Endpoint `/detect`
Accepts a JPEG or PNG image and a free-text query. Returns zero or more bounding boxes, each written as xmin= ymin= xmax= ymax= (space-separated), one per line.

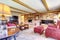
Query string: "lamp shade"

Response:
xmin=0 ymin=3 xmax=12 ymax=17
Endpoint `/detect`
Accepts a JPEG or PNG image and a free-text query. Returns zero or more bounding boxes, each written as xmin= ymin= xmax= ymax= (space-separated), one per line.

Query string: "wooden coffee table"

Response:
xmin=0 ymin=28 xmax=20 ymax=40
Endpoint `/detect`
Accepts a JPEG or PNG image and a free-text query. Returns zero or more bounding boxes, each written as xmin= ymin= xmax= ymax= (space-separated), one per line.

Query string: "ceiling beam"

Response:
xmin=11 ymin=10 xmax=60 ymax=14
xmin=12 ymin=0 xmax=41 ymax=13
xmin=11 ymin=10 xmax=30 ymax=14
xmin=11 ymin=0 xmax=60 ymax=13
xmin=50 ymin=10 xmax=60 ymax=13
xmin=11 ymin=11 xmax=25 ymax=15
xmin=46 ymin=10 xmax=60 ymax=13
xmin=11 ymin=11 xmax=23 ymax=14
xmin=41 ymin=0 xmax=49 ymax=11
xmin=10 ymin=6 xmax=31 ymax=13
xmin=0 ymin=3 xmax=31 ymax=13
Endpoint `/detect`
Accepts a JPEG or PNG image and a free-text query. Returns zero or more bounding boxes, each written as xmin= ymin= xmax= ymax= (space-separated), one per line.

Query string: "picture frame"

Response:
xmin=35 ymin=15 xmax=39 ymax=20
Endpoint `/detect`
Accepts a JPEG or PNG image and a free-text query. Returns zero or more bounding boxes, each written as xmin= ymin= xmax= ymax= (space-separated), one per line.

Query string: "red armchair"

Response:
xmin=45 ymin=27 xmax=60 ymax=40
xmin=48 ymin=23 xmax=57 ymax=28
xmin=34 ymin=26 xmax=44 ymax=34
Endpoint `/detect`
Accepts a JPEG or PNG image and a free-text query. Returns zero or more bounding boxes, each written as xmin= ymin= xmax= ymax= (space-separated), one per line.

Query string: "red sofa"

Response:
xmin=34 ymin=26 xmax=44 ymax=34
xmin=45 ymin=27 xmax=60 ymax=40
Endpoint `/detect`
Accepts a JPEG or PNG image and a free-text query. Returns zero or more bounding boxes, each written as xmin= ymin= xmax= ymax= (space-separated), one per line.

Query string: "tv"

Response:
xmin=28 ymin=20 xmax=32 ymax=22
xmin=41 ymin=20 xmax=54 ymax=24
xmin=9 ymin=16 xmax=18 ymax=24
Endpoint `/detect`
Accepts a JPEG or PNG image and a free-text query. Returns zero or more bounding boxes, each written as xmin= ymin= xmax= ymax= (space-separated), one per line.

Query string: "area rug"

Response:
xmin=16 ymin=28 xmax=55 ymax=40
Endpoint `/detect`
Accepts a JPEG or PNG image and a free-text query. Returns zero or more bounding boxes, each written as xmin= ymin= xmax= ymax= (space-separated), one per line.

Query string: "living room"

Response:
xmin=0 ymin=0 xmax=60 ymax=40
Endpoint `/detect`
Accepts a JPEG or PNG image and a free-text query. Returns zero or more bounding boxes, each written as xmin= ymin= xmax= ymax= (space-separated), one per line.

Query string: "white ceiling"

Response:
xmin=46 ymin=0 xmax=60 ymax=10
xmin=0 ymin=0 xmax=36 ymax=13
xmin=20 ymin=0 xmax=47 ymax=12
xmin=0 ymin=0 xmax=60 ymax=13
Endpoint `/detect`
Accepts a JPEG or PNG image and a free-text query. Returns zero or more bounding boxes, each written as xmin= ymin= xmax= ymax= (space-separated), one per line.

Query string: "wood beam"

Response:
xmin=11 ymin=10 xmax=30 ymax=14
xmin=0 ymin=3 xmax=31 ymax=13
xmin=41 ymin=0 xmax=49 ymax=11
xmin=45 ymin=10 xmax=60 ymax=13
xmin=12 ymin=0 xmax=41 ymax=13
xmin=11 ymin=0 xmax=60 ymax=13
xmin=11 ymin=10 xmax=24 ymax=14
xmin=10 ymin=6 xmax=31 ymax=13
xmin=49 ymin=10 xmax=60 ymax=13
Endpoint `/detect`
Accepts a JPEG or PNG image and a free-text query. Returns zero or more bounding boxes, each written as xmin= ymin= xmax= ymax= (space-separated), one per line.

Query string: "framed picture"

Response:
xmin=35 ymin=15 xmax=39 ymax=20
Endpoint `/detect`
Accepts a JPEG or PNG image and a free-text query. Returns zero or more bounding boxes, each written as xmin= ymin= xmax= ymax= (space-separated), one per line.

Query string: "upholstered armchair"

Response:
xmin=48 ymin=23 xmax=57 ymax=28
xmin=34 ymin=26 xmax=44 ymax=34
xmin=45 ymin=27 xmax=60 ymax=40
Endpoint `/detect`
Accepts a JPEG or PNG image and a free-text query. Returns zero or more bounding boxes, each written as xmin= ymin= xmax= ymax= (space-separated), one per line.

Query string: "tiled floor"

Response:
xmin=16 ymin=28 xmax=56 ymax=40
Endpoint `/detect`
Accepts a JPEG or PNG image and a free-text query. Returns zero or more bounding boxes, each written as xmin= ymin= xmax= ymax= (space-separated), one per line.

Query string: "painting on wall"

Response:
xmin=35 ymin=15 xmax=39 ymax=20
